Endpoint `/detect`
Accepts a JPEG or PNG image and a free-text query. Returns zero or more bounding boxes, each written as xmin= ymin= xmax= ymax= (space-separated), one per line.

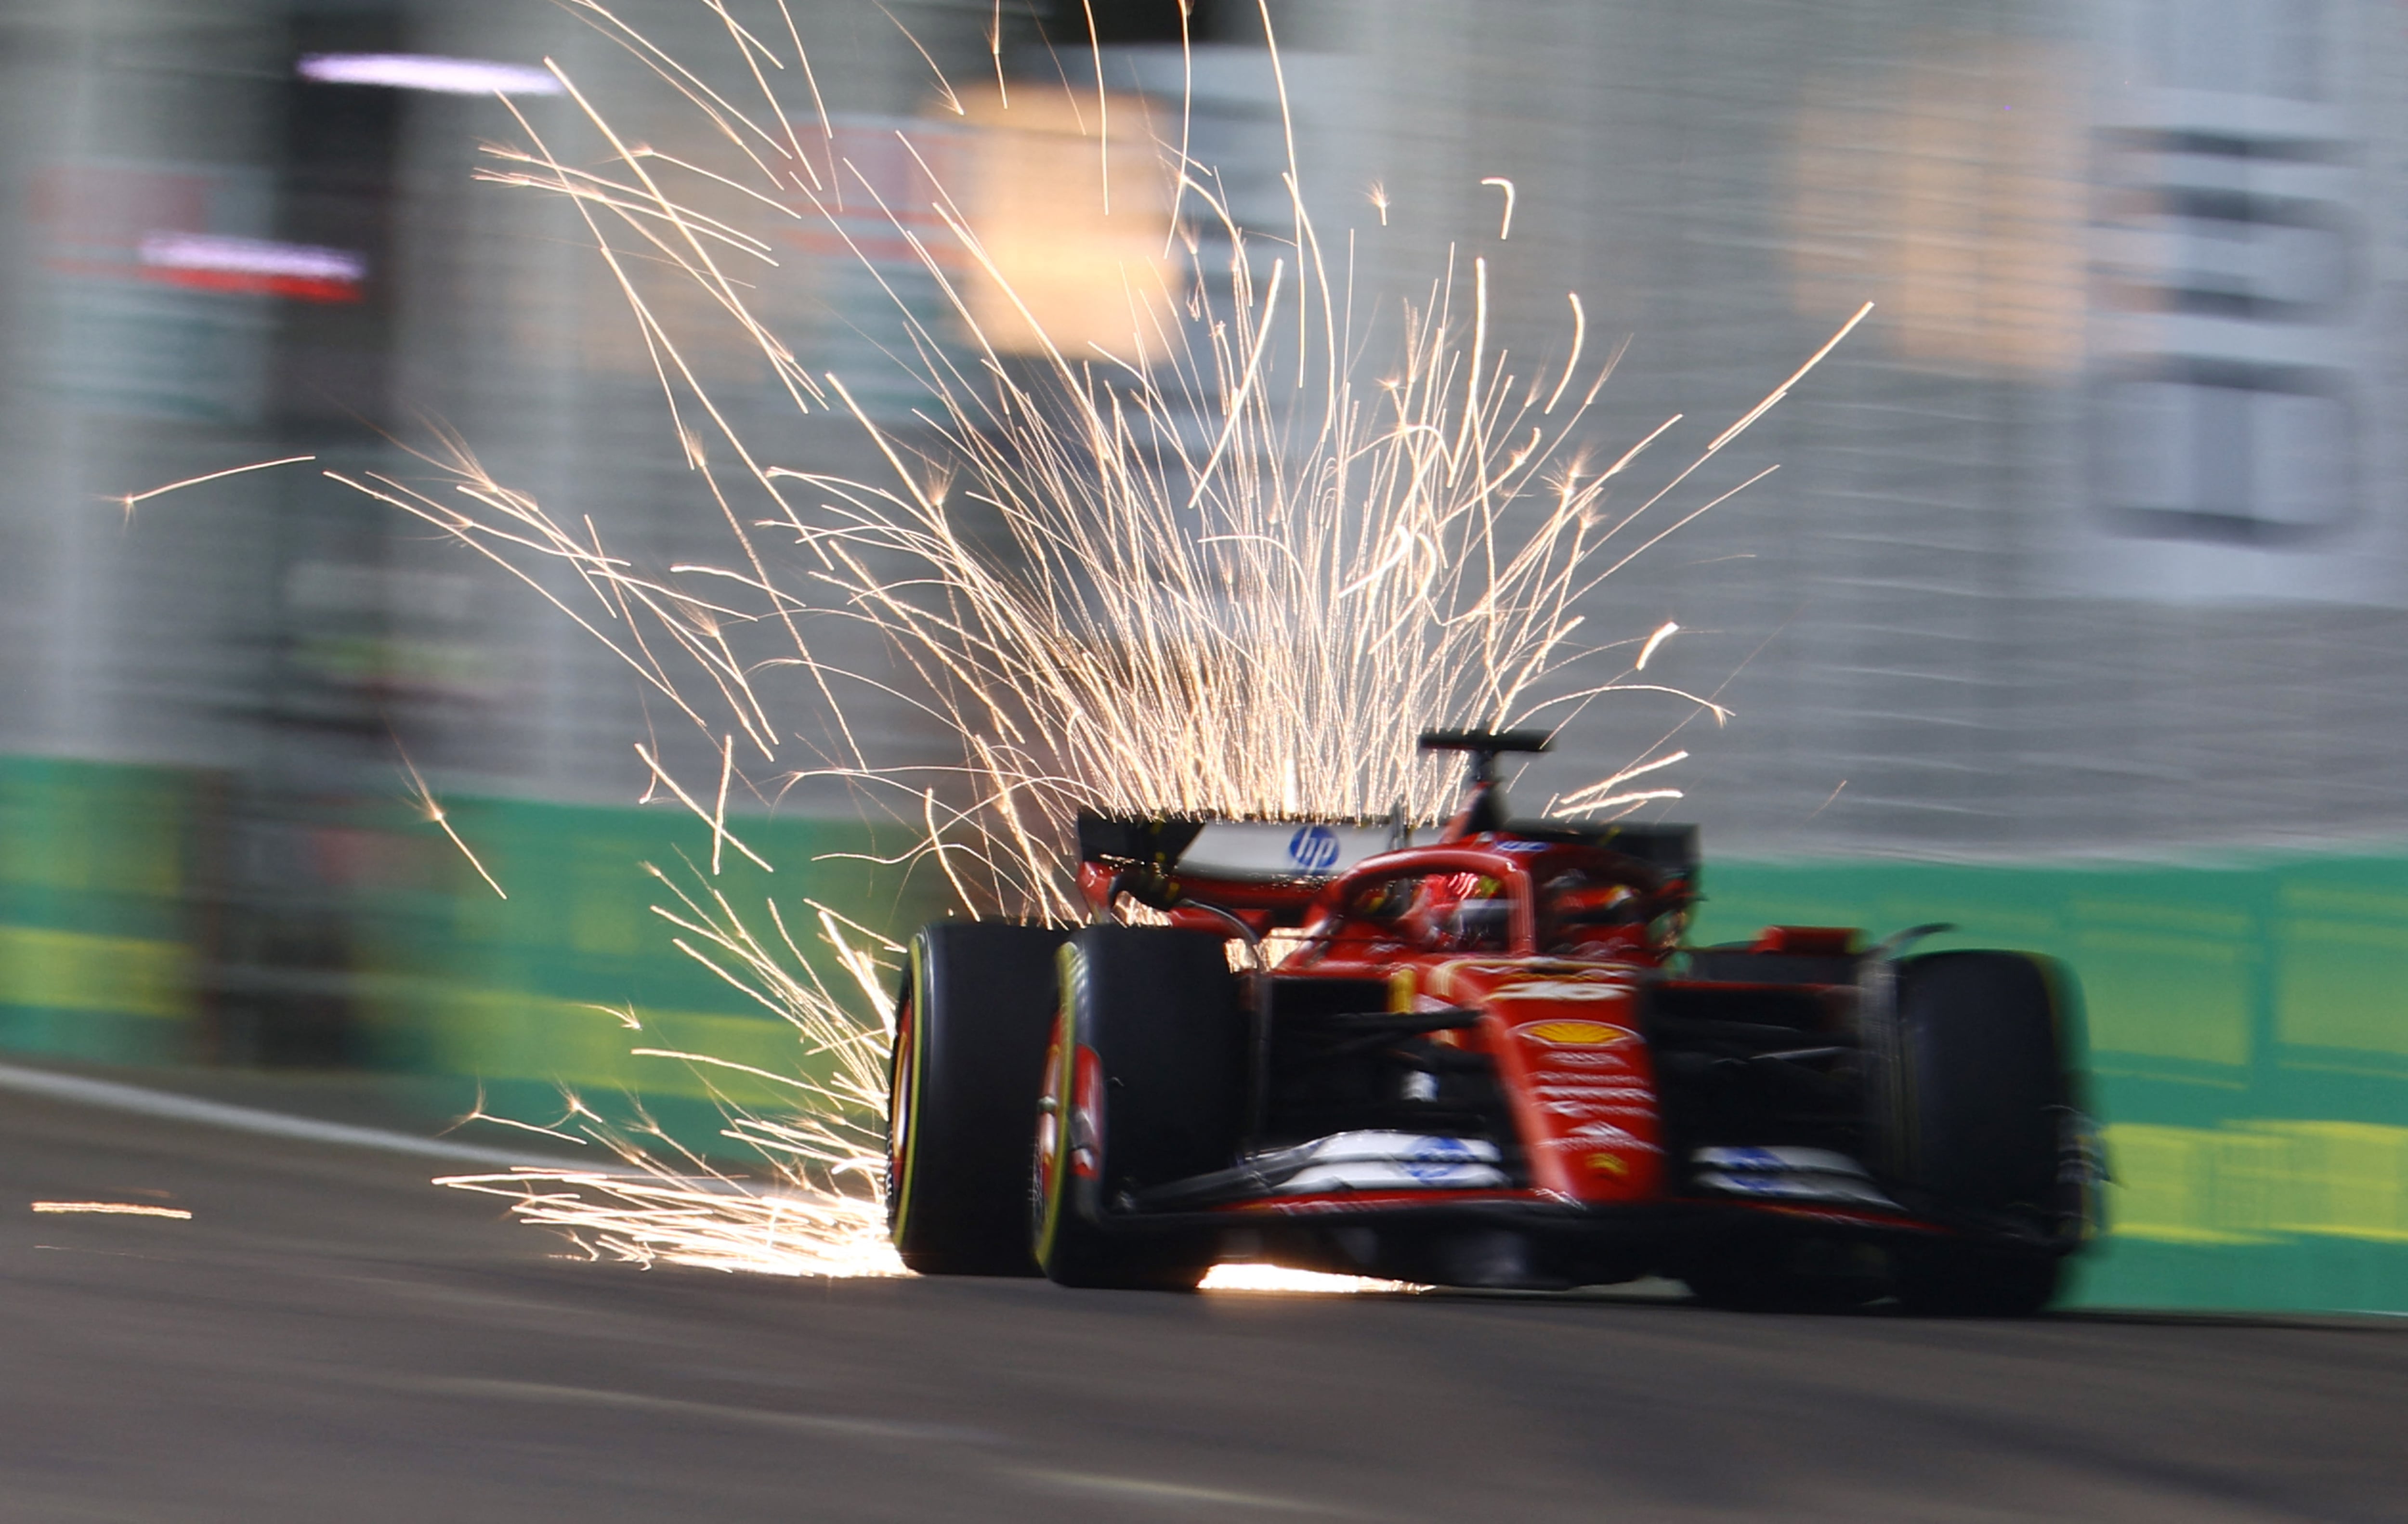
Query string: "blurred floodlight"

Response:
xmin=137 ymin=233 xmax=366 ymax=302
xmin=955 ymin=84 xmax=1175 ymax=362
xmin=140 ymin=234 xmax=366 ymax=284
xmin=1788 ymin=35 xmax=2084 ymax=378
xmin=297 ymin=53 xmax=563 ymax=96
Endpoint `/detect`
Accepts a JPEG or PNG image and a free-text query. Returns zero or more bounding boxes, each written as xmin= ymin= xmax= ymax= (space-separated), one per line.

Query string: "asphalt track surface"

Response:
xmin=4 ymin=1081 xmax=2406 ymax=1524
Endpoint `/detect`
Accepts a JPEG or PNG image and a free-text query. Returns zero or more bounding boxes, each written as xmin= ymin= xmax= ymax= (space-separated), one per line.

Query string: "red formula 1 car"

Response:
xmin=888 ymin=732 xmax=2100 ymax=1313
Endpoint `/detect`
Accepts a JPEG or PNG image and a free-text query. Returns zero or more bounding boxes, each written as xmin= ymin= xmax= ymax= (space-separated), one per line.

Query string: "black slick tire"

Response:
xmin=887 ymin=922 xmax=1070 ymax=1276
xmin=1032 ymin=925 xmax=1243 ymax=1290
xmin=1886 ymin=950 xmax=2074 ymax=1316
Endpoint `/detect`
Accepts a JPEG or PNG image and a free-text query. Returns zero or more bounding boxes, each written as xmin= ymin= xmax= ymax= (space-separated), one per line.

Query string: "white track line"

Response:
xmin=0 ymin=1061 xmax=568 ymax=1170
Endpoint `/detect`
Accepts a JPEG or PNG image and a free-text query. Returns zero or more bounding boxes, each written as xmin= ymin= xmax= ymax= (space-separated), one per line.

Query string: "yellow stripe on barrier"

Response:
xmin=2105 ymin=1121 xmax=2408 ymax=1245
xmin=427 ymin=989 xmax=851 ymax=1107
xmin=0 ymin=925 xmax=190 ymax=1019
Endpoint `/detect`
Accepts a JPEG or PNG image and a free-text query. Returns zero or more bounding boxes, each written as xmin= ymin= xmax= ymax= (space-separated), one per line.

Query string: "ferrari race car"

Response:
xmin=887 ymin=731 xmax=2101 ymax=1314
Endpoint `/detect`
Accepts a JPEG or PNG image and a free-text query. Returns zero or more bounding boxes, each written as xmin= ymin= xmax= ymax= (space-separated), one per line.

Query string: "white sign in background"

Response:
xmin=36 ymin=159 xmax=278 ymax=425
xmin=2074 ymin=0 xmax=2408 ymax=605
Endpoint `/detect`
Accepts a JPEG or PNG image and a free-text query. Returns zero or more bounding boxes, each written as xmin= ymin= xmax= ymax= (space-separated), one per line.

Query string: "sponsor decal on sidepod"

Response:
xmin=1514 ymin=1017 xmax=1636 ymax=1046
xmin=1494 ymin=983 xmax=1626 ymax=1005
xmin=1403 ymin=1135 xmax=1479 ymax=1181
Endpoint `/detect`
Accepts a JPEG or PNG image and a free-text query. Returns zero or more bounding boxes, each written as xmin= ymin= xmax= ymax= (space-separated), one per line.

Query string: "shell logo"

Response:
xmin=1516 ymin=1019 xmax=1635 ymax=1048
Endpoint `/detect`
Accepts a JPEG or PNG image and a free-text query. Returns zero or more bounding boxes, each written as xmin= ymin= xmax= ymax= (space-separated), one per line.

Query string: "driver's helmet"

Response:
xmin=1542 ymin=871 xmax=1646 ymax=953
xmin=1425 ymin=872 xmax=1511 ymax=951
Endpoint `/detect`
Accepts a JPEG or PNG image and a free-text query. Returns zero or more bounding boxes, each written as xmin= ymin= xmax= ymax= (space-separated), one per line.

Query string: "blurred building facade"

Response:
xmin=14 ymin=0 xmax=2408 ymax=858
xmin=1 ymin=0 xmax=2405 ymax=1303
xmin=1304 ymin=0 xmax=2408 ymax=860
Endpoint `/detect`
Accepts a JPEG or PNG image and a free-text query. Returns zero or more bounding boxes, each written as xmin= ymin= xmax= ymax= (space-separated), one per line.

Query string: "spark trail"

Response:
xmin=355 ymin=0 xmax=1862 ymax=1280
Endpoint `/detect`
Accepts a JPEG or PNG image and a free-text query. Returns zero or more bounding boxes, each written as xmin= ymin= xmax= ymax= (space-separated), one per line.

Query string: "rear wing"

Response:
xmin=1077 ymin=812 xmax=1409 ymax=885
xmin=1077 ymin=811 xmax=1700 ymax=886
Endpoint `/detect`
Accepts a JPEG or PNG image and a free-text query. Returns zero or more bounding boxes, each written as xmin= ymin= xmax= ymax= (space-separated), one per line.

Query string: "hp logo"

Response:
xmin=1287 ymin=825 xmax=1341 ymax=873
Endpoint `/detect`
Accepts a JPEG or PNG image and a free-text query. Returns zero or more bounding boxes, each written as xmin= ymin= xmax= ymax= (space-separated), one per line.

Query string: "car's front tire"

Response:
xmin=1032 ymin=925 xmax=1243 ymax=1290
xmin=887 ymin=923 xmax=1070 ymax=1276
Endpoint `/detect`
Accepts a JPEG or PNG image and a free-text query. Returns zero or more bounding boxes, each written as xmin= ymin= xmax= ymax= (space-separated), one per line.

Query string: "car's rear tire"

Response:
xmin=887 ymin=923 xmax=1070 ymax=1276
xmin=1884 ymin=950 xmax=2074 ymax=1315
xmin=1033 ymin=925 xmax=1243 ymax=1290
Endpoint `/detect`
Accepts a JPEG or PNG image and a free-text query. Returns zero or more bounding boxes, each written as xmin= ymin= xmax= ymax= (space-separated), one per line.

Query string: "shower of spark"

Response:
xmin=338 ymin=0 xmax=1863 ymax=1283
xmin=30 ymin=1201 xmax=194 ymax=1219
xmin=1198 ymin=1263 xmax=1420 ymax=1295
xmin=438 ymin=882 xmax=909 ymax=1276
xmin=397 ymin=744 xmax=507 ymax=900
xmin=440 ymin=1168 xmax=903 ymax=1277
xmin=117 ymin=454 xmax=315 ymax=525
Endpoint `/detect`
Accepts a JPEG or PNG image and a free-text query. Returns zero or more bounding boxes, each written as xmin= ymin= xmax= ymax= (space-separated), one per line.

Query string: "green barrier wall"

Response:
xmin=0 ymin=756 xmax=944 ymax=1152
xmin=0 ymin=752 xmax=2400 ymax=1310
xmin=0 ymin=757 xmax=196 ymax=1064
xmin=358 ymin=795 xmax=943 ymax=1153
xmin=1691 ymin=858 xmax=2408 ymax=1314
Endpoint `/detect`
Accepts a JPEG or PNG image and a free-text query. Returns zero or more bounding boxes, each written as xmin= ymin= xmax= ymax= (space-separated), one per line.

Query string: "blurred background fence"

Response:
xmin=1 ymin=0 xmax=2404 ymax=1310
